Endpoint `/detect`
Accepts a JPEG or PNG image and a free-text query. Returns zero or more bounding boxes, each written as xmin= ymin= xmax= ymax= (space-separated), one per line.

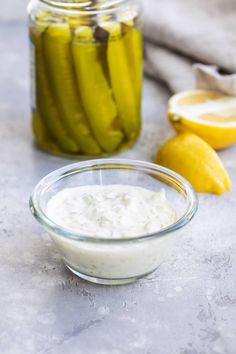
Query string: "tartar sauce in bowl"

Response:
xmin=47 ymin=185 xmax=176 ymax=239
xmin=30 ymin=159 xmax=197 ymax=285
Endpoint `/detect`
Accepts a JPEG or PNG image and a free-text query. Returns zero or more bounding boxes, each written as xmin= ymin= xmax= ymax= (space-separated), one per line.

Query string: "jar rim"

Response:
xmin=41 ymin=0 xmax=126 ymax=8
xmin=38 ymin=0 xmax=131 ymax=15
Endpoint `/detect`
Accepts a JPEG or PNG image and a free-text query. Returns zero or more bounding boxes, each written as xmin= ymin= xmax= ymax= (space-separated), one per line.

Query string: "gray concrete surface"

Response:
xmin=2 ymin=0 xmax=28 ymax=22
xmin=0 ymin=22 xmax=236 ymax=354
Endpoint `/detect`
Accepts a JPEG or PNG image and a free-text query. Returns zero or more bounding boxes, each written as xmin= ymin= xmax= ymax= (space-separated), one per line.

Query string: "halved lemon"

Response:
xmin=168 ymin=90 xmax=236 ymax=149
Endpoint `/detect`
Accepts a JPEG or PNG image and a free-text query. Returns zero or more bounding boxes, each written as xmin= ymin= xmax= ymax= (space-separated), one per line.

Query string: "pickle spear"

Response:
xmin=102 ymin=22 xmax=140 ymax=139
xmin=122 ymin=23 xmax=142 ymax=109
xmin=72 ymin=26 xmax=124 ymax=153
xmin=30 ymin=24 xmax=78 ymax=153
xmin=43 ymin=23 xmax=102 ymax=155
xmin=32 ymin=110 xmax=60 ymax=153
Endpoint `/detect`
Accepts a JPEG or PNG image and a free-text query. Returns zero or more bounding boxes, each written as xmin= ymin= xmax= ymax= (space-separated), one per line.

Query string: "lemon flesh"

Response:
xmin=168 ymin=90 xmax=236 ymax=149
xmin=156 ymin=132 xmax=231 ymax=195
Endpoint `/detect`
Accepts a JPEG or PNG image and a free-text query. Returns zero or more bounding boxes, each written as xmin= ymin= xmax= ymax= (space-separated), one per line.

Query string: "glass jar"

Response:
xmin=28 ymin=0 xmax=143 ymax=157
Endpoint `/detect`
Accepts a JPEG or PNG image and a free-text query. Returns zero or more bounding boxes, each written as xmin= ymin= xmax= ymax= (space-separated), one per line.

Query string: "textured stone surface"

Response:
xmin=2 ymin=0 xmax=28 ymax=22
xmin=0 ymin=23 xmax=236 ymax=354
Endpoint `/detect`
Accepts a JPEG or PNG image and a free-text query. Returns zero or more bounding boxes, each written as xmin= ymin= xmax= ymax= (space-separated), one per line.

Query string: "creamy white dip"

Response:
xmin=46 ymin=185 xmax=177 ymax=283
xmin=46 ymin=185 xmax=176 ymax=238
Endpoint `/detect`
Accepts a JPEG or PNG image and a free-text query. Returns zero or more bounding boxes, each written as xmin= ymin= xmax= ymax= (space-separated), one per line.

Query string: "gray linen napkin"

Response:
xmin=141 ymin=0 xmax=236 ymax=94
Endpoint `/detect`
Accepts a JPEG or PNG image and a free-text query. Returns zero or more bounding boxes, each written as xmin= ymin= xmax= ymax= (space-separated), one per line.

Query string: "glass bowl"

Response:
xmin=30 ymin=159 xmax=198 ymax=285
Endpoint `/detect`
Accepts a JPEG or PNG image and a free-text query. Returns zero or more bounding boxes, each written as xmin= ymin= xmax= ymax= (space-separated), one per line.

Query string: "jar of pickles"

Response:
xmin=28 ymin=0 xmax=143 ymax=157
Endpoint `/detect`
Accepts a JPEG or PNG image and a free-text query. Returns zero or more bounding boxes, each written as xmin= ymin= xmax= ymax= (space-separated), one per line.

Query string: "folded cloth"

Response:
xmin=194 ymin=64 xmax=236 ymax=95
xmin=141 ymin=0 xmax=236 ymax=94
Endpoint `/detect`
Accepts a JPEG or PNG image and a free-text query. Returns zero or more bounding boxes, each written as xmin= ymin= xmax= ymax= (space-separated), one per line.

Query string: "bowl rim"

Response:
xmin=29 ymin=158 xmax=198 ymax=243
